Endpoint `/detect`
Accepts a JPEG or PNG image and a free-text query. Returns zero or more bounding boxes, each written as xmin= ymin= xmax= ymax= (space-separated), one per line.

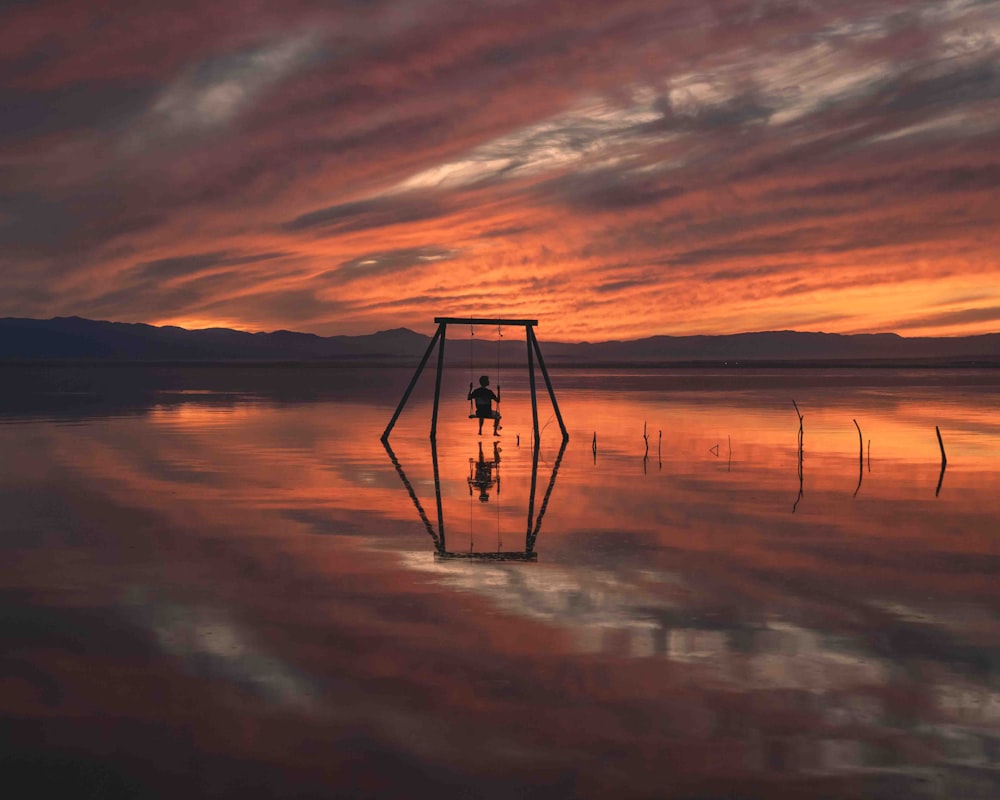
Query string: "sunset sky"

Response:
xmin=2 ymin=0 xmax=999 ymax=341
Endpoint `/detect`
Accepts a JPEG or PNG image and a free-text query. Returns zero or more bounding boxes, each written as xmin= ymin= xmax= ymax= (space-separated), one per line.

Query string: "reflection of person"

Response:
xmin=468 ymin=441 xmax=501 ymax=502
xmin=468 ymin=375 xmax=502 ymax=436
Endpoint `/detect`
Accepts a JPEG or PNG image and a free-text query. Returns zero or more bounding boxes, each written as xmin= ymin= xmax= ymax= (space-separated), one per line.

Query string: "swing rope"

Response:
xmin=496 ymin=449 xmax=502 ymax=552
xmin=495 ymin=324 xmax=502 ymax=409
xmin=469 ymin=325 xmax=475 ymax=416
xmin=495 ymin=324 xmax=503 ymax=551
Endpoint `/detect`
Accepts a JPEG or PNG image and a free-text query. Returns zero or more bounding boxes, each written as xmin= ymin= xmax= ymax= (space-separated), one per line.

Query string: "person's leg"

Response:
xmin=493 ymin=410 xmax=502 ymax=434
xmin=478 ymin=415 xmax=484 ymax=435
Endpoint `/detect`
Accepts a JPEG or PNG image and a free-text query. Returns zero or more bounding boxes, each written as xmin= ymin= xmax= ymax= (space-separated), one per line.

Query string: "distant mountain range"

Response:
xmin=1 ymin=316 xmax=998 ymax=366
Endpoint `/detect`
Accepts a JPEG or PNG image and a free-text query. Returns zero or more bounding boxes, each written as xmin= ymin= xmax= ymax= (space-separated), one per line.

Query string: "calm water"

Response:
xmin=2 ymin=365 xmax=998 ymax=799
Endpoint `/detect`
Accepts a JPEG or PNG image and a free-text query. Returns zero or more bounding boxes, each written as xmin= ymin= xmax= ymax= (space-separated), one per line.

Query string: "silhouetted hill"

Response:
xmin=1 ymin=317 xmax=997 ymax=365
xmin=542 ymin=330 xmax=1000 ymax=364
xmin=0 ymin=317 xmax=432 ymax=362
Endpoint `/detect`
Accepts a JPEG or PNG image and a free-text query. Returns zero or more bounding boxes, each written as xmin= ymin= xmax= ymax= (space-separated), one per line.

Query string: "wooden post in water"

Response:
xmin=935 ymin=426 xmax=947 ymax=497
xmin=792 ymin=400 xmax=804 ymax=512
xmin=936 ymin=426 xmax=947 ymax=466
xmin=853 ymin=419 xmax=863 ymax=497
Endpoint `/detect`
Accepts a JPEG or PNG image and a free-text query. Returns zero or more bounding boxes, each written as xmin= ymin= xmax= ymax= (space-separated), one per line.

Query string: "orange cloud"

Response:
xmin=2 ymin=1 xmax=998 ymax=340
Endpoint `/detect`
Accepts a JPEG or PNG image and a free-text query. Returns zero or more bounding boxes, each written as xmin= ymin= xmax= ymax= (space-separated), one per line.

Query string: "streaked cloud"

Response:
xmin=121 ymin=31 xmax=326 ymax=152
xmin=1 ymin=0 xmax=998 ymax=339
xmin=892 ymin=305 xmax=1000 ymax=333
xmin=284 ymin=195 xmax=450 ymax=234
xmin=133 ymin=250 xmax=291 ymax=279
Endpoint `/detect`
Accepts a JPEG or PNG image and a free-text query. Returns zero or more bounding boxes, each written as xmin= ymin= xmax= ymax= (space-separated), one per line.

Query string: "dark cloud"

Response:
xmin=893 ymin=306 xmax=1000 ymax=331
xmin=132 ymin=252 xmax=233 ymax=280
xmin=875 ymin=59 xmax=1000 ymax=116
xmin=641 ymin=91 xmax=774 ymax=134
xmin=0 ymin=189 xmax=167 ymax=260
xmin=769 ymin=164 xmax=1000 ymax=199
xmin=544 ymin=169 xmax=687 ymax=212
xmin=283 ymin=195 xmax=447 ymax=234
xmin=703 ymin=263 xmax=807 ymax=283
xmin=594 ymin=276 xmax=659 ymax=294
xmin=357 ymin=291 xmax=483 ymax=312
xmin=84 ymin=267 xmax=251 ymax=319
xmin=522 ymin=274 xmax=570 ymax=293
xmin=0 ymin=284 xmax=55 ymax=315
xmin=198 ymin=287 xmax=345 ymax=323
xmin=133 ymin=251 xmax=290 ymax=280
xmin=666 ymin=230 xmax=825 ymax=266
xmin=477 ymin=225 xmax=534 ymax=239
xmin=80 ymin=250 xmax=297 ymax=321
xmin=662 ymin=213 xmax=955 ymax=268
xmin=0 ymin=192 xmax=81 ymax=253
xmin=0 ymin=82 xmax=154 ymax=144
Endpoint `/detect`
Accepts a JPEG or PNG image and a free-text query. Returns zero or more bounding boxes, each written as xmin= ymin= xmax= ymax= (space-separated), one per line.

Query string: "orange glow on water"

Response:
xmin=2 ymin=365 xmax=999 ymax=795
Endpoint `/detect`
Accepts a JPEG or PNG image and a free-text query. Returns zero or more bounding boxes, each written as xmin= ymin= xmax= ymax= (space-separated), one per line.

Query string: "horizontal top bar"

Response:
xmin=434 ymin=317 xmax=537 ymax=326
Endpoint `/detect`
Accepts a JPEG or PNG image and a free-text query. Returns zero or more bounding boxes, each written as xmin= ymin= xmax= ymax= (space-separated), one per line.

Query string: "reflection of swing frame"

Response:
xmin=382 ymin=436 xmax=567 ymax=561
xmin=381 ymin=317 xmax=569 ymax=443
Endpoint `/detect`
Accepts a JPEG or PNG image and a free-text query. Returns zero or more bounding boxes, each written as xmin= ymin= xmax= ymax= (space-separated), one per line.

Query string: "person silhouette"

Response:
xmin=468 ymin=375 xmax=501 ymax=436
xmin=468 ymin=441 xmax=501 ymax=502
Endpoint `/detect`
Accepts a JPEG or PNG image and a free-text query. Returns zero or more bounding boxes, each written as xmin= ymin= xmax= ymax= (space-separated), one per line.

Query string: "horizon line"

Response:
xmin=3 ymin=314 xmax=998 ymax=344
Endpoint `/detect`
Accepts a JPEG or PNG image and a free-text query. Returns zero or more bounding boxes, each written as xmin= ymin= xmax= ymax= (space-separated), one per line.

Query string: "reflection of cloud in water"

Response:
xmin=398 ymin=555 xmax=888 ymax=691
xmin=730 ymin=623 xmax=887 ymax=692
xmin=399 ymin=554 xmax=1000 ymax=779
xmin=122 ymin=587 xmax=321 ymax=711
xmin=399 ymin=552 xmax=665 ymax=626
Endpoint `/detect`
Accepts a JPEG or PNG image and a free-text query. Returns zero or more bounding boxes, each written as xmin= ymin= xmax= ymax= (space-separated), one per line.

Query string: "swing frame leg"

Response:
xmin=528 ymin=326 xmax=568 ymax=442
xmin=381 ymin=322 xmax=445 ymax=442
xmin=430 ymin=323 xmax=447 ymax=440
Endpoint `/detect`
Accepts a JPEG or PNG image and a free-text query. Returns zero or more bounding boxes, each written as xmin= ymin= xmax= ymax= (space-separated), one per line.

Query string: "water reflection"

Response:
xmin=382 ymin=434 xmax=567 ymax=562
xmin=469 ymin=441 xmax=501 ymax=502
xmin=936 ymin=424 xmax=948 ymax=497
xmin=2 ymin=366 xmax=998 ymax=798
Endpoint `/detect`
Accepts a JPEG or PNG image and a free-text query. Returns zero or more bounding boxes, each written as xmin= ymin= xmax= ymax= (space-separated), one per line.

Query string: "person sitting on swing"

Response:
xmin=468 ymin=375 xmax=502 ymax=436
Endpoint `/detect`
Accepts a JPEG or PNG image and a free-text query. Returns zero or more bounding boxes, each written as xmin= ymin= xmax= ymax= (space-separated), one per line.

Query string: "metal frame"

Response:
xmin=381 ymin=436 xmax=567 ymax=561
xmin=381 ymin=317 xmax=569 ymax=443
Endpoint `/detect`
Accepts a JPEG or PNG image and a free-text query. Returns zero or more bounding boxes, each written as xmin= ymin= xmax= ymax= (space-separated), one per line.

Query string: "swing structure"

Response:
xmin=381 ymin=433 xmax=568 ymax=562
xmin=381 ymin=317 xmax=569 ymax=444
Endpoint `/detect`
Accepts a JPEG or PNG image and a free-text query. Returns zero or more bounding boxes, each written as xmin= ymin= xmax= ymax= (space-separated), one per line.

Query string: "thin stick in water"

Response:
xmin=853 ymin=419 xmax=863 ymax=497
xmin=935 ymin=425 xmax=947 ymax=497
xmin=792 ymin=401 xmax=804 ymax=512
